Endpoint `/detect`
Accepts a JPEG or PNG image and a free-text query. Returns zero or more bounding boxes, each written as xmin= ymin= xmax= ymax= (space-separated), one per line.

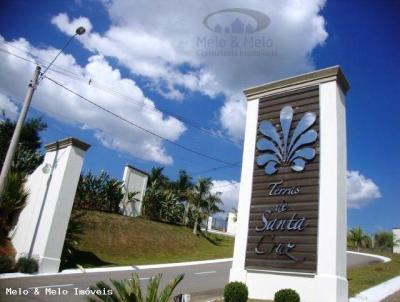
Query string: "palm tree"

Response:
xmin=349 ymin=227 xmax=368 ymax=252
xmin=0 ymin=172 xmax=28 ymax=242
xmin=204 ymin=191 xmax=223 ymax=235
xmin=88 ymin=273 xmax=184 ymax=302
xmin=159 ymin=190 xmax=182 ymax=223
xmin=174 ymin=170 xmax=193 ymax=201
xmin=143 ymin=180 xmax=163 ymax=220
xmin=174 ymin=170 xmax=193 ymax=225
xmin=148 ymin=167 xmax=168 ymax=187
xmin=189 ymin=178 xmax=213 ymax=235
xmin=374 ymin=231 xmax=396 ymax=251
xmin=121 ymin=191 xmax=140 ymax=215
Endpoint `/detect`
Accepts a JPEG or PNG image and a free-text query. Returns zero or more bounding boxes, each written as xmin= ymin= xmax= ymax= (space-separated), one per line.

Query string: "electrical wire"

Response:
xmin=0 ymin=42 xmax=244 ymax=146
xmin=44 ymin=76 xmax=240 ymax=167
xmin=0 ymin=88 xmax=242 ymax=183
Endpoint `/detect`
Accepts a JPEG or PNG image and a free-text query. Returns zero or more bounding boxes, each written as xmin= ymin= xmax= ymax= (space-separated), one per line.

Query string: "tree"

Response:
xmin=0 ymin=172 xmax=28 ymax=243
xmin=74 ymin=171 xmax=124 ymax=213
xmin=0 ymin=117 xmax=47 ymax=175
xmin=189 ymin=178 xmax=213 ymax=235
xmin=143 ymin=180 xmax=163 ymax=220
xmin=121 ymin=191 xmax=140 ymax=215
xmin=204 ymin=191 xmax=223 ymax=235
xmin=159 ymin=190 xmax=184 ymax=224
xmin=148 ymin=167 xmax=169 ymax=187
xmin=374 ymin=231 xmax=396 ymax=251
xmin=174 ymin=170 xmax=193 ymax=201
xmin=174 ymin=170 xmax=193 ymax=225
xmin=349 ymin=227 xmax=369 ymax=252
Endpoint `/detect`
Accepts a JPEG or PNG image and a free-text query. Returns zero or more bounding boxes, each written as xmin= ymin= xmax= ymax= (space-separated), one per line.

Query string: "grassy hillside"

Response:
xmin=64 ymin=209 xmax=234 ymax=269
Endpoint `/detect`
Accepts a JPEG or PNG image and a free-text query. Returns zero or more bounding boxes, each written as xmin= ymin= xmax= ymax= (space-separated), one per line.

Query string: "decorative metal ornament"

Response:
xmin=256 ymin=106 xmax=317 ymax=175
xmin=42 ymin=163 xmax=52 ymax=174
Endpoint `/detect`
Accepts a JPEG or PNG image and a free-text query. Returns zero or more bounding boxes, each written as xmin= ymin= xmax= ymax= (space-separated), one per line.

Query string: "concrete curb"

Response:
xmin=350 ymin=276 xmax=400 ymax=302
xmin=0 ymin=258 xmax=233 ymax=279
xmin=347 ymin=251 xmax=391 ymax=263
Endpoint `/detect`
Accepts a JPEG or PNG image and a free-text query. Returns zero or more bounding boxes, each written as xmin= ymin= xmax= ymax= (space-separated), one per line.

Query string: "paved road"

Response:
xmin=381 ymin=290 xmax=400 ymax=302
xmin=0 ymin=252 xmax=385 ymax=302
xmin=0 ymin=261 xmax=229 ymax=302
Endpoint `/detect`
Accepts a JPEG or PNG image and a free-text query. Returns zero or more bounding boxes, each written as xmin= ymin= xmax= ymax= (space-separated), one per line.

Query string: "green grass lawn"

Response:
xmin=348 ymin=248 xmax=400 ymax=297
xmin=64 ymin=209 xmax=234 ymax=269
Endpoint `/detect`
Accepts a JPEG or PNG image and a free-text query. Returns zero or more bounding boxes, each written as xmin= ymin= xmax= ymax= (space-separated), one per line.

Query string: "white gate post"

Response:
xmin=11 ymin=137 xmax=90 ymax=273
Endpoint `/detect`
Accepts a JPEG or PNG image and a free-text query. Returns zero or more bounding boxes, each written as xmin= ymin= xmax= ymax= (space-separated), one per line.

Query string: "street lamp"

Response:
xmin=0 ymin=27 xmax=86 ymax=203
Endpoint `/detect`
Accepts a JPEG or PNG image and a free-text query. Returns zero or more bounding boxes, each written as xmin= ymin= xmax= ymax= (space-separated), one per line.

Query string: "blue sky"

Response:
xmin=0 ymin=0 xmax=398 ymax=233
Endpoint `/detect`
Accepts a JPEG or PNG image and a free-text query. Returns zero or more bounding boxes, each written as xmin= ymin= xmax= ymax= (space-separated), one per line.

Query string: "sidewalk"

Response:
xmin=350 ymin=276 xmax=400 ymax=302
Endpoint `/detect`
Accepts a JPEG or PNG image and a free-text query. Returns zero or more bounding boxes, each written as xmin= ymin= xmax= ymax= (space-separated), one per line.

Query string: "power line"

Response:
xmin=0 ymin=42 xmax=244 ymax=146
xmin=190 ymin=162 xmax=241 ymax=176
xmin=0 ymin=88 xmax=241 ymax=181
xmin=44 ymin=76 xmax=240 ymax=167
xmin=0 ymin=48 xmax=243 ymax=179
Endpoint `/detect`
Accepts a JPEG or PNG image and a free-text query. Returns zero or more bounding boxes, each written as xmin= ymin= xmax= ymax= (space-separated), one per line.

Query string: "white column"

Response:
xmin=207 ymin=216 xmax=213 ymax=231
xmin=393 ymin=228 xmax=400 ymax=254
xmin=10 ymin=137 xmax=90 ymax=273
xmin=120 ymin=165 xmax=148 ymax=217
xmin=226 ymin=212 xmax=237 ymax=236
xmin=314 ymin=81 xmax=348 ymax=302
xmin=229 ymin=98 xmax=258 ymax=282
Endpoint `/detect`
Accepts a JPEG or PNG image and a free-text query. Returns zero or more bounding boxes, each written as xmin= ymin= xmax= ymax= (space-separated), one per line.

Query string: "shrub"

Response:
xmin=61 ymin=211 xmax=86 ymax=269
xmin=16 ymin=256 xmax=38 ymax=274
xmin=224 ymin=281 xmax=248 ymax=302
xmin=274 ymin=288 xmax=300 ymax=302
xmin=74 ymin=171 xmax=124 ymax=213
xmin=89 ymin=273 xmax=184 ymax=301
xmin=0 ymin=172 xmax=28 ymax=242
xmin=374 ymin=231 xmax=395 ymax=251
xmin=0 ymin=255 xmax=16 ymax=273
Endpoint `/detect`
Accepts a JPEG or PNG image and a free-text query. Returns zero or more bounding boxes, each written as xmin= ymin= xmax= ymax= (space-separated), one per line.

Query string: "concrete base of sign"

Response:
xmin=230 ymin=268 xmax=311 ymax=300
xmin=230 ymin=269 xmax=348 ymax=301
xmin=230 ymin=66 xmax=349 ymax=302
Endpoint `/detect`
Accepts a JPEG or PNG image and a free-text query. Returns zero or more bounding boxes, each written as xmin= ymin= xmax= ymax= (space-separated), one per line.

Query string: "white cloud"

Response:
xmin=0 ymin=36 xmax=186 ymax=164
xmin=220 ymin=95 xmax=247 ymax=139
xmin=211 ymin=180 xmax=240 ymax=213
xmin=209 ymin=170 xmax=381 ymax=215
xmin=0 ymin=94 xmax=18 ymax=119
xmin=347 ymin=170 xmax=382 ymax=209
xmin=51 ymin=0 xmax=328 ymax=138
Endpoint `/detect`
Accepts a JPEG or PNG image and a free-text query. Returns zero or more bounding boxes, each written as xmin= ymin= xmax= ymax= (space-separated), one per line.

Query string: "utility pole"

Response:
xmin=0 ymin=65 xmax=41 ymax=202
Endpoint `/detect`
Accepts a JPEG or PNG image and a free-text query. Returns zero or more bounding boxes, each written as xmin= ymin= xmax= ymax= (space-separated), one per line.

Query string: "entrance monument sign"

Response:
xmin=230 ymin=66 xmax=349 ymax=302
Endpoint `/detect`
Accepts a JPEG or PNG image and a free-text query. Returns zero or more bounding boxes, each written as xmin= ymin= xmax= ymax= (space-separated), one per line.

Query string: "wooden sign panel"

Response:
xmin=245 ymin=86 xmax=320 ymax=274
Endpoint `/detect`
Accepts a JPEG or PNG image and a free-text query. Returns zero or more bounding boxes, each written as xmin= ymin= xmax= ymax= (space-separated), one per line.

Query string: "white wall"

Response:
xmin=226 ymin=212 xmax=237 ymax=236
xmin=120 ymin=165 xmax=148 ymax=217
xmin=394 ymin=228 xmax=400 ymax=254
xmin=207 ymin=216 xmax=213 ymax=231
xmin=10 ymin=137 xmax=89 ymax=273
